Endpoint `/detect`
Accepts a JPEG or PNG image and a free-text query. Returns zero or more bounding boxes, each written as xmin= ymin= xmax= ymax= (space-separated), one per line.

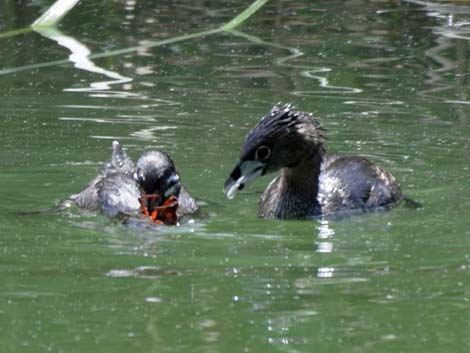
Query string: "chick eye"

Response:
xmin=255 ymin=145 xmax=271 ymax=160
xmin=134 ymin=169 xmax=144 ymax=183
xmin=166 ymin=174 xmax=180 ymax=187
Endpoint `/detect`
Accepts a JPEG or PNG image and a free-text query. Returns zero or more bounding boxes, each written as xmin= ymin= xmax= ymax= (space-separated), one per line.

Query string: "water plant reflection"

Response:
xmin=33 ymin=26 xmax=132 ymax=91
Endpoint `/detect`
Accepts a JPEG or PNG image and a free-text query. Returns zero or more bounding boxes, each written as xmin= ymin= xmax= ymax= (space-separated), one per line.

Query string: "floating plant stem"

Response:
xmin=0 ymin=0 xmax=80 ymax=39
xmin=0 ymin=27 xmax=33 ymax=40
xmin=221 ymin=0 xmax=269 ymax=31
xmin=32 ymin=0 xmax=81 ymax=28
xmin=0 ymin=0 xmax=271 ymax=75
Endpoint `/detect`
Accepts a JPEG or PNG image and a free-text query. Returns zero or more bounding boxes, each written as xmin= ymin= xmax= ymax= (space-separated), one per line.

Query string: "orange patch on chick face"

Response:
xmin=139 ymin=195 xmax=179 ymax=225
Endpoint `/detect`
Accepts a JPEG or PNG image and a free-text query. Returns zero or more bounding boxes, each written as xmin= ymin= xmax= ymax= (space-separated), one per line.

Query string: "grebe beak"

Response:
xmin=223 ymin=160 xmax=265 ymax=199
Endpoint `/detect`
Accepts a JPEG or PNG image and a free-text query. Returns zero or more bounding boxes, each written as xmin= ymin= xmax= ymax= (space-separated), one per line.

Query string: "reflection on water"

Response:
xmin=316 ymin=219 xmax=335 ymax=253
xmin=32 ymin=10 xmax=185 ymax=145
xmin=297 ymin=68 xmax=363 ymax=95
xmin=407 ymin=0 xmax=470 ymax=40
xmin=1 ymin=0 xmax=470 ymax=352
xmin=33 ymin=26 xmax=132 ymax=90
xmin=106 ymin=266 xmax=181 ymax=279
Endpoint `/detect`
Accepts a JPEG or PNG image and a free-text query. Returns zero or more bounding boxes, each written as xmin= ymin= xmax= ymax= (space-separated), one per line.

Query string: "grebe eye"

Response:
xmin=255 ymin=145 xmax=271 ymax=161
xmin=166 ymin=174 xmax=180 ymax=188
xmin=134 ymin=169 xmax=145 ymax=183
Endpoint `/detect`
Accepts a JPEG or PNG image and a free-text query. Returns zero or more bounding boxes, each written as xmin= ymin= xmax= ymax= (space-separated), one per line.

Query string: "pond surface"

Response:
xmin=1 ymin=0 xmax=469 ymax=352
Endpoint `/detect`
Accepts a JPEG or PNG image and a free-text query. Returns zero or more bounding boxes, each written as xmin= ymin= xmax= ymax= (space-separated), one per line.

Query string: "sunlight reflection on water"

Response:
xmin=2 ymin=0 xmax=470 ymax=352
xmin=34 ymin=26 xmax=132 ymax=90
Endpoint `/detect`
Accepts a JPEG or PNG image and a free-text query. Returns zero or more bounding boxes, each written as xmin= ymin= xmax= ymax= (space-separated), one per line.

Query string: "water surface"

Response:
xmin=1 ymin=1 xmax=469 ymax=352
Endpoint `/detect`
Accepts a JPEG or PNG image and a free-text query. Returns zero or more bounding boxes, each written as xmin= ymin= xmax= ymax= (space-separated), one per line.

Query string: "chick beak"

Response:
xmin=137 ymin=192 xmax=161 ymax=215
xmin=223 ymin=160 xmax=265 ymax=199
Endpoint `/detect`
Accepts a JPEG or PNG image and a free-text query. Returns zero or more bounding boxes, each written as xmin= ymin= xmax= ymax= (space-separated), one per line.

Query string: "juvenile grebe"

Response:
xmin=73 ymin=141 xmax=198 ymax=223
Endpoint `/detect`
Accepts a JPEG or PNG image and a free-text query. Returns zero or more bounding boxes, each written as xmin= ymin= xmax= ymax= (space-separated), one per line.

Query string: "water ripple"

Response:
xmin=297 ymin=68 xmax=363 ymax=94
xmin=106 ymin=266 xmax=181 ymax=279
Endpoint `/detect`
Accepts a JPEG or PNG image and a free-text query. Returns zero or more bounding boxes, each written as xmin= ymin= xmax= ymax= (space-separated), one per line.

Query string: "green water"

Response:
xmin=1 ymin=0 xmax=469 ymax=352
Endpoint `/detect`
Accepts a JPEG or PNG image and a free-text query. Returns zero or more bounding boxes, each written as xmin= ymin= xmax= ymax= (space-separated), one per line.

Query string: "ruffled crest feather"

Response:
xmin=241 ymin=103 xmax=325 ymax=160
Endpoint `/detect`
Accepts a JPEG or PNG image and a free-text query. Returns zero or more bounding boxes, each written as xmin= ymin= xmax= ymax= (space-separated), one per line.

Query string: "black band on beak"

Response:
xmin=228 ymin=165 xmax=241 ymax=185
